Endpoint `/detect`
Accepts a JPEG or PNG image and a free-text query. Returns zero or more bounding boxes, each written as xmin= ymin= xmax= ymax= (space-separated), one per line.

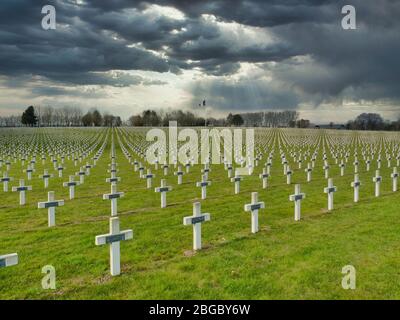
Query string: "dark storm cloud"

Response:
xmin=30 ymin=86 xmax=107 ymax=99
xmin=0 ymin=0 xmax=399 ymax=110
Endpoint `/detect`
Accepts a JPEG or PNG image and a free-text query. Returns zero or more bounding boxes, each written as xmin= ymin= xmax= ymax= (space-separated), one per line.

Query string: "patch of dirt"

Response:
xmin=183 ymin=250 xmax=196 ymax=257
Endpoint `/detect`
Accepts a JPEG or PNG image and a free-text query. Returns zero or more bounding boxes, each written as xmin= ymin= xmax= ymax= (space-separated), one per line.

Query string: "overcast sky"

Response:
xmin=0 ymin=0 xmax=399 ymax=123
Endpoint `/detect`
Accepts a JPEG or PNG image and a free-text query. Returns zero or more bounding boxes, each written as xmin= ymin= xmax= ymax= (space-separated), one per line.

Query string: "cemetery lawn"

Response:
xmin=1 ymin=128 xmax=400 ymax=299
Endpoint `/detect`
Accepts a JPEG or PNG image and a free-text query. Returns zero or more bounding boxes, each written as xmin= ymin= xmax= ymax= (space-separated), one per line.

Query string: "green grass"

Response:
xmin=1 ymin=128 xmax=400 ymax=299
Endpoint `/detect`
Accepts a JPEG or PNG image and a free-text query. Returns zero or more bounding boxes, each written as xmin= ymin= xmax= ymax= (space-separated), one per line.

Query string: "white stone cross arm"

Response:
xmin=106 ymin=176 xmax=121 ymax=183
xmin=103 ymin=189 xmax=124 ymax=200
xmin=0 ymin=253 xmax=18 ymax=268
xmin=244 ymin=200 xmax=265 ymax=212
xmin=183 ymin=212 xmax=211 ymax=226
xmin=95 ymin=228 xmax=133 ymax=246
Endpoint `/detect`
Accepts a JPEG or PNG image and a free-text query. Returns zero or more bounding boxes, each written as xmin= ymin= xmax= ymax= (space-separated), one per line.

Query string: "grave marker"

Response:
xmin=323 ymin=178 xmax=337 ymax=211
xmin=196 ymin=175 xmax=211 ymax=200
xmin=103 ymin=183 xmax=124 ymax=216
xmin=155 ymin=179 xmax=172 ymax=208
xmin=63 ymin=175 xmax=80 ymax=200
xmin=12 ymin=179 xmax=32 ymax=205
xmin=244 ymin=192 xmax=265 ymax=233
xmin=38 ymin=191 xmax=64 ymax=227
xmin=95 ymin=217 xmax=133 ymax=276
xmin=289 ymin=184 xmax=305 ymax=221
xmin=183 ymin=202 xmax=210 ymax=251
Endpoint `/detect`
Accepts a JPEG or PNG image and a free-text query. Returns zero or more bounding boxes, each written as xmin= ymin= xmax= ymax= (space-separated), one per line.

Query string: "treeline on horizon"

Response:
xmin=1 ymin=105 xmax=400 ymax=131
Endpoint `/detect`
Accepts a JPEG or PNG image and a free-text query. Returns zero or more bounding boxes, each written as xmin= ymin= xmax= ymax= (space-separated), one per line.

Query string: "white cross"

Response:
xmin=163 ymin=164 xmax=169 ymax=176
xmin=76 ymin=167 xmax=86 ymax=184
xmin=174 ymin=166 xmax=184 ymax=185
xmin=286 ymin=166 xmax=292 ymax=185
xmin=230 ymin=174 xmax=242 ymax=194
xmin=0 ymin=253 xmax=18 ymax=268
xmin=38 ymin=191 xmax=64 ymax=227
xmin=351 ymin=174 xmax=361 ymax=202
xmin=85 ymin=163 xmax=92 ymax=175
xmin=138 ymin=164 xmax=145 ymax=178
xmin=63 ymin=175 xmax=80 ymax=199
xmin=282 ymin=159 xmax=288 ymax=175
xmin=289 ymin=184 xmax=306 ymax=221
xmin=103 ymin=183 xmax=124 ymax=216
xmin=259 ymin=168 xmax=269 ymax=189
xmin=366 ymin=158 xmax=371 ymax=171
xmin=323 ymin=178 xmax=337 ymax=211
xmin=24 ymin=164 xmax=34 ymax=180
xmin=391 ymin=167 xmax=398 ymax=192
xmin=372 ymin=170 xmax=382 ymax=197
xmin=155 ymin=179 xmax=172 ymax=208
xmin=353 ymin=160 xmax=359 ymax=173
xmin=196 ymin=175 xmax=211 ymax=200
xmin=95 ymin=217 xmax=133 ymax=276
xmin=244 ymin=192 xmax=265 ymax=233
xmin=305 ymin=163 xmax=313 ymax=182
xmin=298 ymin=159 xmax=302 ymax=169
xmin=266 ymin=161 xmax=272 ymax=175
xmin=227 ymin=164 xmax=233 ymax=178
xmin=201 ymin=164 xmax=210 ymax=180
xmin=12 ymin=179 xmax=32 ymax=205
xmin=57 ymin=166 xmax=65 ymax=178
xmin=183 ymin=202 xmax=210 ymax=251
xmin=1 ymin=172 xmax=13 ymax=192
xmin=39 ymin=169 xmax=53 ymax=188
xmin=323 ymin=164 xmax=330 ymax=179
xmin=339 ymin=161 xmax=345 ymax=176
xmin=377 ymin=158 xmax=382 ymax=169
xmin=145 ymin=169 xmax=155 ymax=189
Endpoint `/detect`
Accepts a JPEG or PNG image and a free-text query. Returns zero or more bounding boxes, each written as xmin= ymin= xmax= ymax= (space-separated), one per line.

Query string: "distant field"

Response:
xmin=1 ymin=127 xmax=400 ymax=299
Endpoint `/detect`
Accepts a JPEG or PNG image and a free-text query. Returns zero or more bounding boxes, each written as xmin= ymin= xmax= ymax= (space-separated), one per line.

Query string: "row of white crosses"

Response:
xmin=288 ymin=167 xmax=398 ymax=220
xmin=115 ymin=127 xmax=400 ymax=250
xmin=34 ymin=133 xmax=109 ymax=224
xmin=182 ymin=191 xmax=267 ymax=251
xmin=1 ymin=133 xmax=106 ymax=210
xmin=95 ymin=137 xmax=133 ymax=276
